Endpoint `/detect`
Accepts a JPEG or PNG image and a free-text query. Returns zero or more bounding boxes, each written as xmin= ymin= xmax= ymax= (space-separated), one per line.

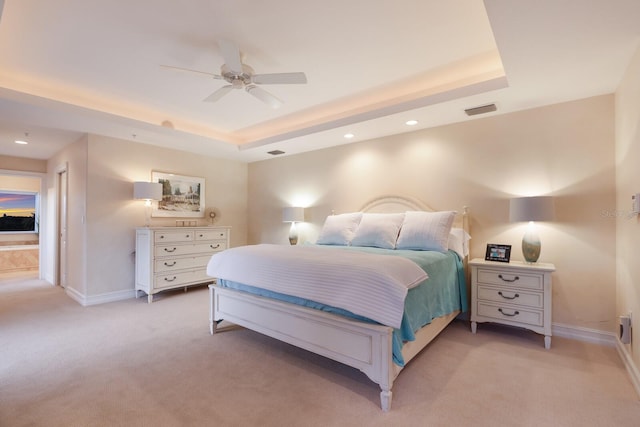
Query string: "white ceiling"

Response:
xmin=0 ymin=0 xmax=638 ymax=163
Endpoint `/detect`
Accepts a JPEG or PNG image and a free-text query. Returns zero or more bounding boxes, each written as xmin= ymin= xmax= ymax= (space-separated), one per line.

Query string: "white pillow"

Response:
xmin=316 ymin=212 xmax=363 ymax=245
xmin=350 ymin=213 xmax=405 ymax=249
xmin=448 ymin=228 xmax=471 ymax=259
xmin=396 ymin=211 xmax=457 ymax=252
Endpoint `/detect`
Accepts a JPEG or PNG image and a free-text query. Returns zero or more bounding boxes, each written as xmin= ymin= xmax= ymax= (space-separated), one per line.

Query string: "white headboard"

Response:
xmin=359 ymin=195 xmax=469 ymax=233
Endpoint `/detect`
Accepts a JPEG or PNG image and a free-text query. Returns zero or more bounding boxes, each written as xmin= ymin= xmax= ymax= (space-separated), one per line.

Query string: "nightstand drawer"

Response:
xmin=477 ymin=302 xmax=543 ymax=327
xmin=477 ymin=285 xmax=543 ymax=308
xmin=477 ymin=269 xmax=543 ymax=290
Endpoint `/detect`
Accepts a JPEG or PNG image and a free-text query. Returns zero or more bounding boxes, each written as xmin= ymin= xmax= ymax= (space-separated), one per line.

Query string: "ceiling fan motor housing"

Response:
xmin=221 ymin=64 xmax=254 ymax=88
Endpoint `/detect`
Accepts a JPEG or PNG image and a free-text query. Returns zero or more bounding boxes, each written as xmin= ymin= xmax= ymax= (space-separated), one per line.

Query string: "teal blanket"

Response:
xmin=217 ymin=246 xmax=467 ymax=366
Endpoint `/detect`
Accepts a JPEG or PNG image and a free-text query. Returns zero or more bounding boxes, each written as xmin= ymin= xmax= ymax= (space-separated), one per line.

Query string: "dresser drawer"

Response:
xmin=195 ymin=229 xmax=228 ymax=241
xmin=477 ymin=269 xmax=543 ymax=291
xmin=154 ymin=231 xmax=194 ymax=243
xmin=477 ymin=302 xmax=543 ymax=327
xmin=154 ymin=269 xmax=212 ymax=289
xmin=155 ymin=242 xmax=226 ymax=257
xmin=155 ymin=255 xmax=212 ymax=273
xmin=477 ymin=285 xmax=543 ymax=309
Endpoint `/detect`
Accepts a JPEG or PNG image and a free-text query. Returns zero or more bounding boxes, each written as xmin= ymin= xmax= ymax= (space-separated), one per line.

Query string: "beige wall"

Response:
xmin=0 ymin=155 xmax=46 ymax=173
xmin=615 ymin=46 xmax=640 ymax=372
xmin=248 ymin=95 xmax=616 ymax=333
xmin=45 ymin=134 xmax=248 ymax=304
xmin=46 ymin=135 xmax=88 ymax=296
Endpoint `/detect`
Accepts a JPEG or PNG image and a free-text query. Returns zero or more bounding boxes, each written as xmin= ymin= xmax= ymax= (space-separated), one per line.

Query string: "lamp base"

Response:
xmin=522 ymin=229 xmax=541 ymax=263
xmin=288 ymin=222 xmax=298 ymax=245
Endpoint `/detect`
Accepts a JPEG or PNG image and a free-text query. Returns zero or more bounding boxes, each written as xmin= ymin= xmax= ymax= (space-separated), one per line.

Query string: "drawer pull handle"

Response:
xmin=210 ymin=244 xmax=221 ymax=249
xmin=199 ymin=234 xmax=204 ymax=238
xmin=498 ymin=291 xmax=519 ymax=300
xmin=498 ymin=274 xmax=519 ymax=283
xmin=159 ymin=235 xmax=165 ymax=239
xmin=498 ymin=308 xmax=519 ymax=317
xmin=163 ymin=247 xmax=177 ymax=253
xmin=186 ymin=234 xmax=191 ymax=238
xmin=164 ymin=276 xmax=177 ymax=282
xmin=164 ymin=261 xmax=177 ymax=267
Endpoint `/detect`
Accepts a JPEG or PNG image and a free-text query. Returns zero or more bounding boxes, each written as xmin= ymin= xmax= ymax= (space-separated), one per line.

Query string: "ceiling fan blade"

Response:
xmin=204 ymin=85 xmax=233 ymax=102
xmin=160 ymin=64 xmax=222 ymax=79
xmin=245 ymin=85 xmax=283 ymax=109
xmin=218 ymin=39 xmax=243 ymax=74
xmin=252 ymin=72 xmax=307 ymax=85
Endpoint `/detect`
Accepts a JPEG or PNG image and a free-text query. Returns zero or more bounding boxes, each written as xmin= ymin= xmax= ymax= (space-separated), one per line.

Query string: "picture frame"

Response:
xmin=151 ymin=171 xmax=205 ymax=218
xmin=485 ymin=243 xmax=511 ymax=263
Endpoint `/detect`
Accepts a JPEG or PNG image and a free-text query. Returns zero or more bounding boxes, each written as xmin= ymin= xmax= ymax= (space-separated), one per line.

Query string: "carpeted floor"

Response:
xmin=2 ymin=274 xmax=639 ymax=426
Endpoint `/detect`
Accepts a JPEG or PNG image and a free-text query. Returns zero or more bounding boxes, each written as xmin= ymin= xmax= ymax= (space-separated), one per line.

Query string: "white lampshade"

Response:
xmin=282 ymin=207 xmax=305 ymax=223
xmin=509 ymin=196 xmax=555 ymax=222
xmin=133 ymin=182 xmax=162 ymax=201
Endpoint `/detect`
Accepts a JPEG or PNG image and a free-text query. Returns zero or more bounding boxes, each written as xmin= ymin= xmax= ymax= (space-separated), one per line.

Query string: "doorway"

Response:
xmin=0 ymin=173 xmax=42 ymax=279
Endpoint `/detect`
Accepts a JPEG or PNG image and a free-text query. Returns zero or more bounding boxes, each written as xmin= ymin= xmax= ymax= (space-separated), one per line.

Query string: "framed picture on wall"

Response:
xmin=151 ymin=171 xmax=205 ymax=218
xmin=485 ymin=243 xmax=511 ymax=263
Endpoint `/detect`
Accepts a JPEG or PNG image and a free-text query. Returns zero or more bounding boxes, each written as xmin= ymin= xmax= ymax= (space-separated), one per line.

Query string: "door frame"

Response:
xmin=55 ymin=163 xmax=68 ymax=287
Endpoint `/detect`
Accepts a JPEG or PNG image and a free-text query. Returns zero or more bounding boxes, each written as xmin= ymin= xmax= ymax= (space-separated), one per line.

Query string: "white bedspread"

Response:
xmin=206 ymin=244 xmax=428 ymax=329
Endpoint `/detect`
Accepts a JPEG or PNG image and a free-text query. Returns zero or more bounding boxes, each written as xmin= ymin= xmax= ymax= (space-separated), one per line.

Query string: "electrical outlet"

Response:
xmin=620 ymin=313 xmax=632 ymax=344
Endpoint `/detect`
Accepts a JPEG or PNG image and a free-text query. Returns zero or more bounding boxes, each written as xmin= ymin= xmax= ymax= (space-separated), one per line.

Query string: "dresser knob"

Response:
xmin=498 ymin=274 xmax=519 ymax=283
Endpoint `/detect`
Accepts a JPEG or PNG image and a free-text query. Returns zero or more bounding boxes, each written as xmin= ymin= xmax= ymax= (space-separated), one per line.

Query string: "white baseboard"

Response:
xmin=552 ymin=322 xmax=639 ymax=400
xmin=552 ymin=322 xmax=617 ymax=347
xmin=615 ymin=339 xmax=640 ymax=399
xmin=65 ymin=286 xmax=86 ymax=305
xmin=65 ymin=287 xmax=135 ymax=306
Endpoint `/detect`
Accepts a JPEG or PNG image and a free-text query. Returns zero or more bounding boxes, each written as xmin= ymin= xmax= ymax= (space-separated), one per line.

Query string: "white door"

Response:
xmin=57 ymin=169 xmax=68 ymax=288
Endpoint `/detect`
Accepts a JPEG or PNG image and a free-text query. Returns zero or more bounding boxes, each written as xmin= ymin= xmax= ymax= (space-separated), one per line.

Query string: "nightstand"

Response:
xmin=469 ymin=258 xmax=555 ymax=349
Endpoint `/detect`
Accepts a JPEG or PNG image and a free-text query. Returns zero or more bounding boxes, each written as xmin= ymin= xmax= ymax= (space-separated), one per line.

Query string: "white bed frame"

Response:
xmin=209 ymin=196 xmax=469 ymax=411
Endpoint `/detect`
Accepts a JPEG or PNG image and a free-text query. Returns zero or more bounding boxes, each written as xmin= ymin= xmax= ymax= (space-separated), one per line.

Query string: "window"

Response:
xmin=0 ymin=191 xmax=38 ymax=233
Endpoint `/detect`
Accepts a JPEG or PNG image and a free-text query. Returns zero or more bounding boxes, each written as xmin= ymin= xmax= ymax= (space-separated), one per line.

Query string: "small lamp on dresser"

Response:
xmin=282 ymin=207 xmax=305 ymax=245
xmin=133 ymin=182 xmax=163 ymax=227
xmin=509 ymin=196 xmax=555 ymax=263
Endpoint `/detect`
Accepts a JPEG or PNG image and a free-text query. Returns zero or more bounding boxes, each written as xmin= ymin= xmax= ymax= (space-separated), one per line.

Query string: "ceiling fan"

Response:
xmin=162 ymin=39 xmax=307 ymax=108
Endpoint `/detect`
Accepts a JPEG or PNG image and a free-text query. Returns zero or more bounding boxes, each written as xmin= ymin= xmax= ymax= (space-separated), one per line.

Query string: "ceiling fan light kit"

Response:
xmin=163 ymin=39 xmax=307 ymax=108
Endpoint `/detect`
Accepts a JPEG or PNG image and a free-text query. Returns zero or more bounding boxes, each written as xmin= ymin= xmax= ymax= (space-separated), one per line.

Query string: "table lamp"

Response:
xmin=134 ymin=182 xmax=163 ymax=227
xmin=282 ymin=207 xmax=305 ymax=245
xmin=509 ymin=196 xmax=555 ymax=263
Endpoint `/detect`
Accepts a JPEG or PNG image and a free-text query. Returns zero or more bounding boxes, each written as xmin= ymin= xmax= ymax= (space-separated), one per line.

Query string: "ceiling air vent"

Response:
xmin=267 ymin=150 xmax=285 ymax=155
xmin=464 ymin=103 xmax=497 ymax=116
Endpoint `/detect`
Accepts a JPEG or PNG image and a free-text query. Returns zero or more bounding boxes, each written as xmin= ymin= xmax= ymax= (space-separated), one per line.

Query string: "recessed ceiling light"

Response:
xmin=344 ymin=133 xmax=355 ymax=139
xmin=15 ymin=132 xmax=29 ymax=144
xmin=405 ymin=120 xmax=418 ymax=126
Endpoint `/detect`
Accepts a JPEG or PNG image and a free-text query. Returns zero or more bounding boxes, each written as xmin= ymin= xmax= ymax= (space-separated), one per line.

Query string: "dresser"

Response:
xmin=469 ymin=258 xmax=555 ymax=349
xmin=135 ymin=226 xmax=230 ymax=303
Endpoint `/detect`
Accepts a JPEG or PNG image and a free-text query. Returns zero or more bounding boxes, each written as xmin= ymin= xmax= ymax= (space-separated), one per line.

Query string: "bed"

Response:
xmin=207 ymin=196 xmax=469 ymax=411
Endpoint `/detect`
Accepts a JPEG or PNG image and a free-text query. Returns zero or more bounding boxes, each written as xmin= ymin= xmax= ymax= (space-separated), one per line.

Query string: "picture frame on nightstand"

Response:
xmin=485 ymin=243 xmax=511 ymax=263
